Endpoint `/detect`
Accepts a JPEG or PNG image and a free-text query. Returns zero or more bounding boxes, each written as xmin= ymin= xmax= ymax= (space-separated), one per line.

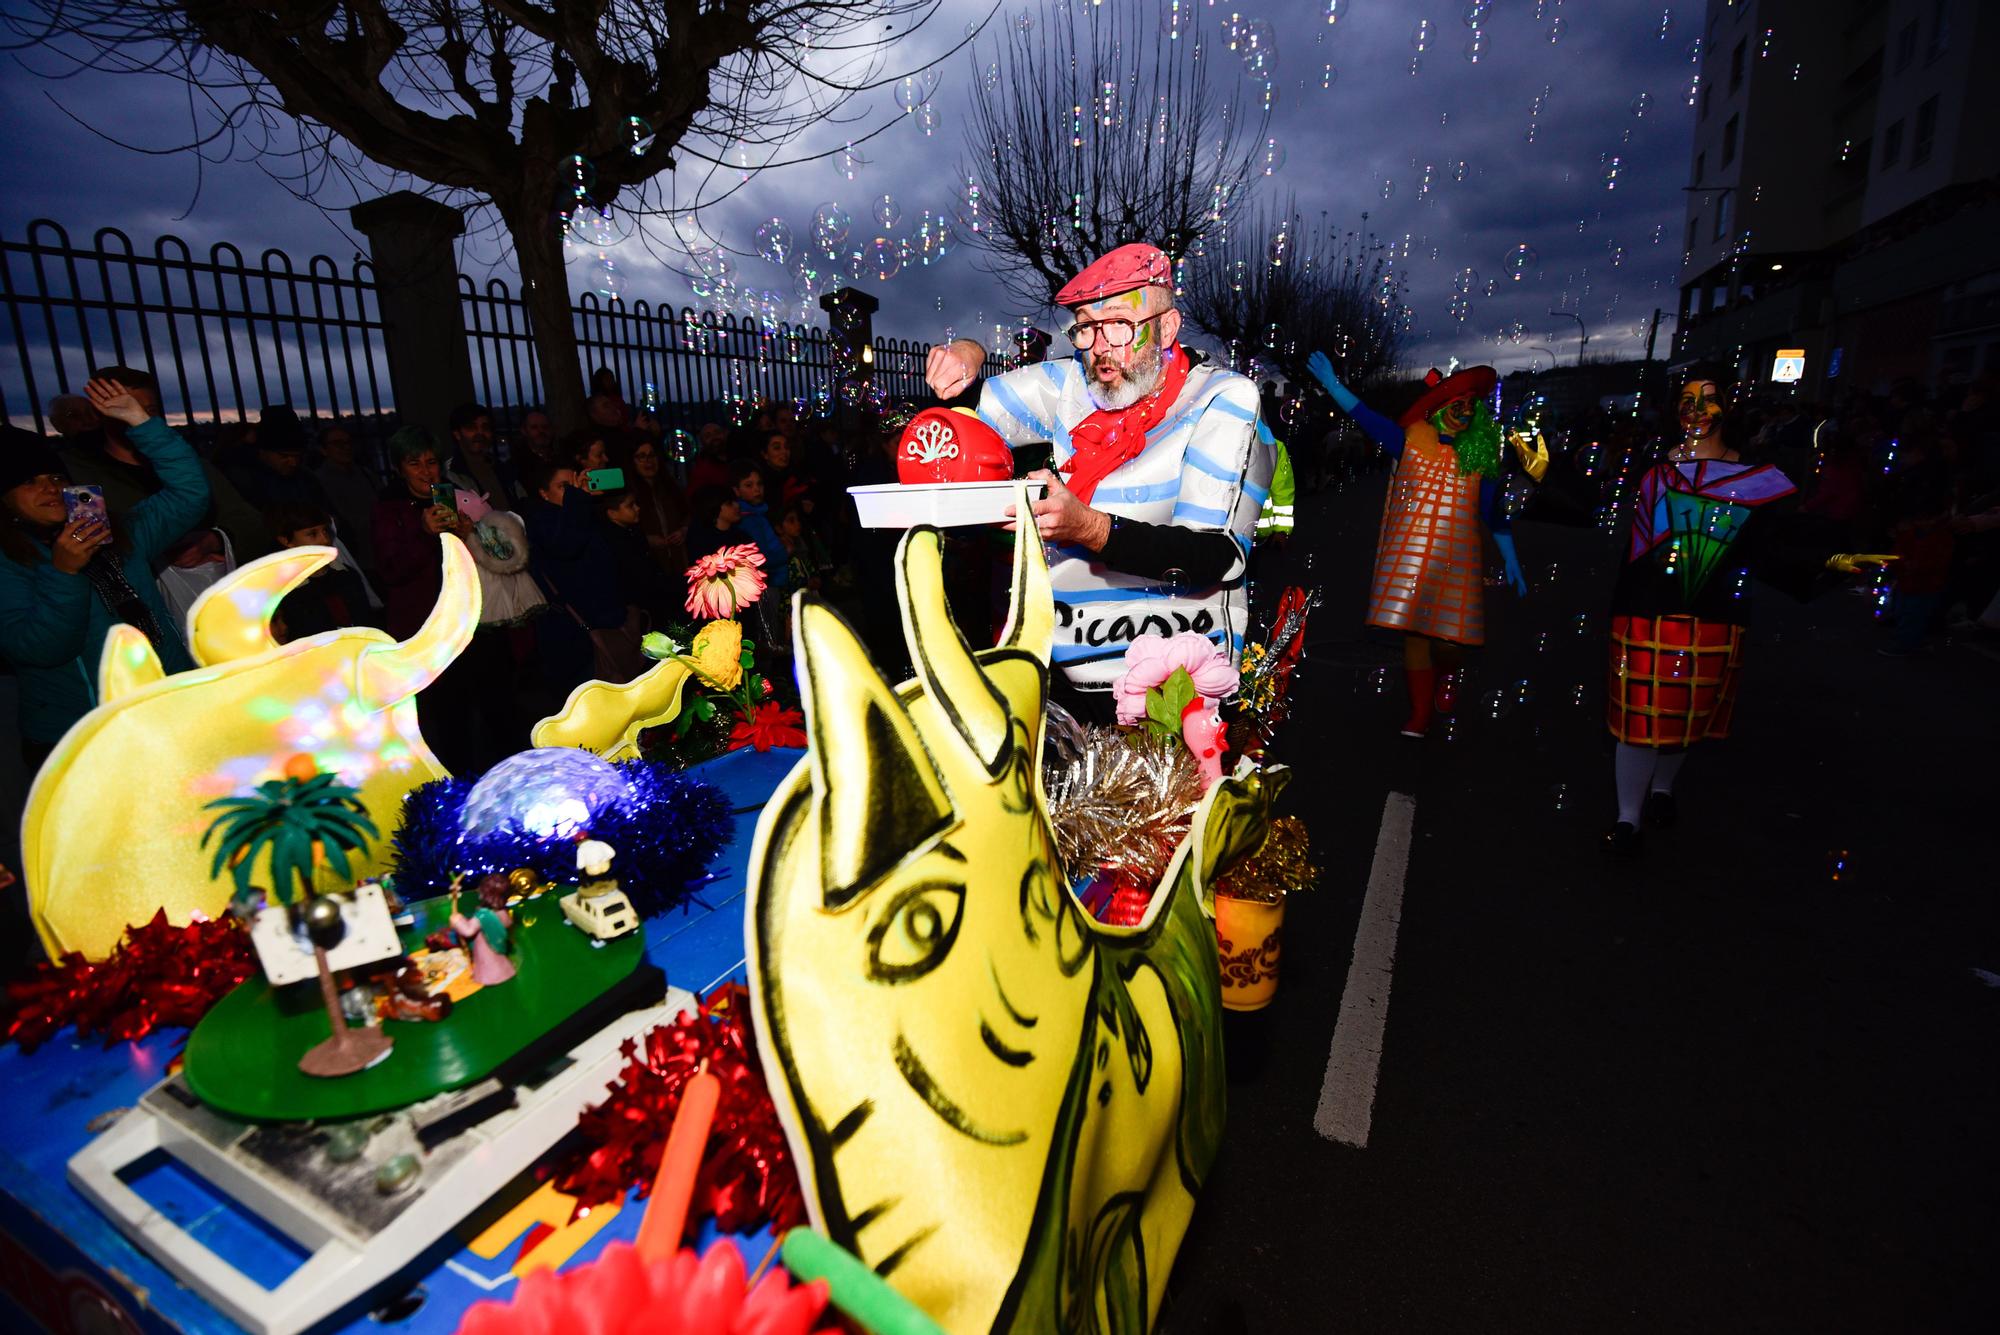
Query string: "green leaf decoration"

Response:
xmin=1145 ymin=667 xmax=1198 ymax=739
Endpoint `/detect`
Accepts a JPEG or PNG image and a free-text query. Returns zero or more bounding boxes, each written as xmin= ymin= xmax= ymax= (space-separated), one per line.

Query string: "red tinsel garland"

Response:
xmin=4 ymin=910 xmax=257 ymax=1052
xmin=542 ymin=983 xmax=806 ymax=1240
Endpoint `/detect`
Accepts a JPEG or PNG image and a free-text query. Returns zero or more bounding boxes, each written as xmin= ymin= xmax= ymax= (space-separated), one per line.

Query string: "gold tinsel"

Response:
xmin=1042 ymin=706 xmax=1205 ymax=888
xmin=1214 ymin=816 xmax=1316 ymax=904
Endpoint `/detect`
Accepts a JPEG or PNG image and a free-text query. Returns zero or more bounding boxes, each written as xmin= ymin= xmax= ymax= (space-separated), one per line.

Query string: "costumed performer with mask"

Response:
xmin=1305 ymin=350 xmax=1531 ymax=737
xmin=924 ymin=242 xmax=1274 ymax=718
xmin=1588 ymin=364 xmax=1893 ymax=853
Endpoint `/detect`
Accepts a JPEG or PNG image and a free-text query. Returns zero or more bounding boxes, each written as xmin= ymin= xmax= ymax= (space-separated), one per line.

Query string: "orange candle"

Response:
xmin=635 ymin=1069 xmax=721 ymax=1263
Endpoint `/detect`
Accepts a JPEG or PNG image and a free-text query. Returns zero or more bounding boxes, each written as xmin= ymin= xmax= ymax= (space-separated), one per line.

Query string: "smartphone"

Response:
xmin=61 ymin=484 xmax=106 ymax=526
xmin=585 ymin=467 xmax=626 ymax=491
xmin=430 ymin=483 xmax=457 ymax=514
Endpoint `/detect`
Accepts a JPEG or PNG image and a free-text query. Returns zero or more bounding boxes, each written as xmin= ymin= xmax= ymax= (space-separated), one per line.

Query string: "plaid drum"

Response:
xmin=1366 ymin=434 xmax=1487 ymax=645
xmin=1606 ymin=613 xmax=1746 ymax=747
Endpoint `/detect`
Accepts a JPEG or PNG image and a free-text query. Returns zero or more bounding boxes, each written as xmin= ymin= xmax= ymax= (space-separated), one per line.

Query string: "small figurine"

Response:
xmin=449 ymin=875 xmax=516 ymax=986
xmin=378 ymin=959 xmax=454 ymax=1023
xmin=560 ymin=832 xmax=640 ymax=942
xmin=1180 ymin=697 xmax=1229 ymax=790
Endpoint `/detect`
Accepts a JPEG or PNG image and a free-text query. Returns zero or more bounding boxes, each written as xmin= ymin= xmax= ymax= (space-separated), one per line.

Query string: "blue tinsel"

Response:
xmin=388 ymin=757 xmax=733 ymax=918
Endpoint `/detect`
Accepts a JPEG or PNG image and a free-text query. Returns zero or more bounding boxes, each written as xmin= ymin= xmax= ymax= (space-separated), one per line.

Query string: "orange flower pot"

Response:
xmin=1215 ymin=893 xmax=1284 ymax=1011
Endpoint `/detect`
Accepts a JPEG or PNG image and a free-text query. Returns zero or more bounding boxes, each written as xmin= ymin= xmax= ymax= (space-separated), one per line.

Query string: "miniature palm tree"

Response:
xmin=203 ymin=760 xmax=387 ymax=1076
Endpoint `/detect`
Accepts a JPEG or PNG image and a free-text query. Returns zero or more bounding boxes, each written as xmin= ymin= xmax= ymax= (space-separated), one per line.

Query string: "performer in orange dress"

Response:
xmin=1307 ymin=352 xmax=1528 ymax=736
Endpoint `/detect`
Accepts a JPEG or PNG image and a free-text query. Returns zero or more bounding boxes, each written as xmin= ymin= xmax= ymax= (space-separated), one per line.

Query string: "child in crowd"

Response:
xmin=685 ymin=486 xmax=748 ymax=565
xmin=597 ymin=487 xmax=675 ymax=625
xmin=730 ymin=460 xmax=789 ymax=591
xmin=775 ymin=501 xmax=830 ymax=595
xmin=264 ymin=501 xmax=368 ymax=642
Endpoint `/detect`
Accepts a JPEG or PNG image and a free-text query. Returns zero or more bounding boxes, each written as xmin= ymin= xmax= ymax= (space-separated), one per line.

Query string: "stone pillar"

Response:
xmin=820 ymin=286 xmax=880 ymax=393
xmin=350 ymin=192 xmax=473 ymax=444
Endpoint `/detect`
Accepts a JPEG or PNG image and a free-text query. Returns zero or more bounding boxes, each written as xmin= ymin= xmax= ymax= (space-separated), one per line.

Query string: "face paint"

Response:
xmin=1679 ymin=380 xmax=1723 ymax=439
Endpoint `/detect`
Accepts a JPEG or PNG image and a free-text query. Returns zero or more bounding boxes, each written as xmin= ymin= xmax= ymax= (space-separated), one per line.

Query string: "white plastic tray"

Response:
xmin=848 ymin=480 xmax=1045 ymax=529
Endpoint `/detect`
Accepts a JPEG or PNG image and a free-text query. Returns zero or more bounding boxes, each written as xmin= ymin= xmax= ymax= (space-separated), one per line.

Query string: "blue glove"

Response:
xmin=1306 ymin=350 xmax=1359 ymax=412
xmin=1494 ymin=533 xmax=1528 ymax=597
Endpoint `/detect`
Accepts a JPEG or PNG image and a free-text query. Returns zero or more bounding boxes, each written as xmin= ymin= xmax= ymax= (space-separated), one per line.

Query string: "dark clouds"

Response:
xmin=1 ymin=0 xmax=1695 ymax=373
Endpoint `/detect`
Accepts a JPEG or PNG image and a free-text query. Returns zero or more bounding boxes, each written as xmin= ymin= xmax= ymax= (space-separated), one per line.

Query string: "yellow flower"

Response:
xmin=687 ymin=619 xmax=744 ymax=691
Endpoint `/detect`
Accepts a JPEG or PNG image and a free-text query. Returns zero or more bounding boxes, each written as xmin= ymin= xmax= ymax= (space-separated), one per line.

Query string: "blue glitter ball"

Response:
xmin=459 ymin=748 xmax=630 ymax=841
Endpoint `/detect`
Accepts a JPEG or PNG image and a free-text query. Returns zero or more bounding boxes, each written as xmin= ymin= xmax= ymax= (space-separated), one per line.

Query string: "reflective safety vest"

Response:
xmin=1256 ymin=438 xmax=1295 ymax=539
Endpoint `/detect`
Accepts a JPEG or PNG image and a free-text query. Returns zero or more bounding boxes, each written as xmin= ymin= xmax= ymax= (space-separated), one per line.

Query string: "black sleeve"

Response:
xmin=1096 ymin=518 xmax=1240 ymax=586
xmin=941 ymin=376 xmax=985 ymax=410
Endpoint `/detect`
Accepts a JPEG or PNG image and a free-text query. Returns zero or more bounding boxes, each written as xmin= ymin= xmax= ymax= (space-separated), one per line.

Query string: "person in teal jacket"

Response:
xmin=1 ymin=378 xmax=210 ymax=766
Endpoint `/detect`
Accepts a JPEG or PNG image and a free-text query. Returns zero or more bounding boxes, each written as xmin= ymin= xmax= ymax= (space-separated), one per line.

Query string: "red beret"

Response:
xmin=1054 ymin=243 xmax=1174 ymax=308
xmin=896 ymin=408 xmax=1013 ymax=485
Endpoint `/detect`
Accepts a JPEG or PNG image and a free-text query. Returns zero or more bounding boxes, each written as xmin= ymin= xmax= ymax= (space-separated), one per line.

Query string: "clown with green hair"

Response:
xmin=1307 ymin=351 xmax=1535 ymax=737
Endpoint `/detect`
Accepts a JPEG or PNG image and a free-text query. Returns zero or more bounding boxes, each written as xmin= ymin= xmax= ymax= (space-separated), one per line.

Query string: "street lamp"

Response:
xmin=1548 ymin=310 xmax=1588 ymax=366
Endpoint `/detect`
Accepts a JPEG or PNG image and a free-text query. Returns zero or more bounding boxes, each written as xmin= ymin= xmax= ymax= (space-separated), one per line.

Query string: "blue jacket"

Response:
xmin=526 ymin=486 xmax=626 ymax=629
xmin=1 ymin=417 xmax=209 ymax=743
xmin=734 ymin=500 xmax=790 ymax=589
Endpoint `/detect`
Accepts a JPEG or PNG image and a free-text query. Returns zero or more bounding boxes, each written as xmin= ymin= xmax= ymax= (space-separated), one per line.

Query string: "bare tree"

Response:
xmin=959 ymin=0 xmax=1267 ymax=308
xmin=1181 ymin=198 xmax=1407 ymax=392
xmin=2 ymin=0 xmax=954 ymax=427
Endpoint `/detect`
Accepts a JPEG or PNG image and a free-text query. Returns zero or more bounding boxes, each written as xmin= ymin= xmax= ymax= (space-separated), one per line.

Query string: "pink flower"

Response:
xmin=1112 ymin=631 xmax=1239 ymax=726
xmin=685 ymin=544 xmax=768 ymax=619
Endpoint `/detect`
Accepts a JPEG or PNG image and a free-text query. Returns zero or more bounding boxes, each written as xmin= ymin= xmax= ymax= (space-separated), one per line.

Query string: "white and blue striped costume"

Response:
xmin=975 ymin=354 xmax=1276 ymax=689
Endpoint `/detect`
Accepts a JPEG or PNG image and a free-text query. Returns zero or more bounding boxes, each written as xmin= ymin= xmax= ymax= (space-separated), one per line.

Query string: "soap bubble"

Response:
xmin=833 ymin=143 xmax=865 ymax=180
xmin=727 ymin=142 xmax=756 ymax=183
xmin=626 ymin=117 xmax=654 ymax=157
xmin=1447 ymin=293 xmax=1472 ymax=322
xmin=1325 ymin=0 xmax=1347 ymax=22
xmin=871 ymin=194 xmax=901 ymax=228
xmin=869 ymin=237 xmax=902 ymax=281
xmin=1453 ymin=159 xmax=1469 ymax=182
xmin=1659 ymin=8 xmax=1674 ymax=40
xmin=1454 ymin=267 xmax=1481 ymax=293
xmin=1267 ymin=225 xmax=1292 ymax=266
xmin=893 ymin=75 xmax=932 ymax=111
xmin=1465 ymin=32 xmax=1487 ymax=63
xmin=1465 ymin=2 xmax=1492 ymax=25
xmin=1256 ymin=137 xmax=1286 ymax=175
xmin=1410 ymin=56 xmax=1423 ymax=76
xmin=1322 ymin=64 xmax=1338 ymax=89
xmin=1380 ymin=178 xmax=1395 ymax=199
xmin=564 ymin=155 xmax=595 ymax=201
xmin=1602 ymin=156 xmax=1623 ymax=190
xmin=1015 ymin=9 xmax=1034 ymax=31
xmin=913 ymin=210 xmax=954 ymax=265
xmin=1548 ymin=17 xmax=1567 ymax=43
xmin=1412 ymin=18 xmax=1432 ymax=50
xmin=812 ymin=202 xmax=851 ymax=247
xmin=1631 ymin=91 xmax=1654 ymax=117
xmin=916 ymin=104 xmax=941 ymax=136
xmin=754 ymin=218 xmax=794 ymax=265
xmin=983 ymin=61 xmax=1000 ymax=91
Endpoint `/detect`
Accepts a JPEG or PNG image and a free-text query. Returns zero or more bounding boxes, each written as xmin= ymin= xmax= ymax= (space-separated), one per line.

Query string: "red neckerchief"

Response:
xmin=1061 ymin=343 xmax=1190 ymax=504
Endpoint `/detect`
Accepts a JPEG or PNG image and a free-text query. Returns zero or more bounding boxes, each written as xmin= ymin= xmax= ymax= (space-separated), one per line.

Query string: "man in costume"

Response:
xmin=1305 ymin=351 xmax=1529 ymax=736
xmin=925 ymin=243 xmax=1273 ymax=713
xmin=1594 ymin=365 xmax=1891 ymax=852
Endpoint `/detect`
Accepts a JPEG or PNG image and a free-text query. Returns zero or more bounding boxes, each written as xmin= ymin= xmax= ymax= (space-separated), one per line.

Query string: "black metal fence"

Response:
xmin=3 ymin=217 xmax=1004 ymax=446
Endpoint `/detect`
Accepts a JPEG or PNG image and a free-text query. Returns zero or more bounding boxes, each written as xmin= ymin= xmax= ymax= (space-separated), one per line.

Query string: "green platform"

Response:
xmin=183 ymin=892 xmax=644 ymax=1122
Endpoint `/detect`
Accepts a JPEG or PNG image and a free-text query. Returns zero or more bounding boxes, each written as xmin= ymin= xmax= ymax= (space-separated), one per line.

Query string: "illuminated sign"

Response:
xmin=1771 ymin=348 xmax=1806 ymax=383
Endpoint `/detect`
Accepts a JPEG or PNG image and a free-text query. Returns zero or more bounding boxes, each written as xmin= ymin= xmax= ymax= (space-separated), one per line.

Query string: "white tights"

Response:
xmin=1613 ymin=742 xmax=1688 ymax=826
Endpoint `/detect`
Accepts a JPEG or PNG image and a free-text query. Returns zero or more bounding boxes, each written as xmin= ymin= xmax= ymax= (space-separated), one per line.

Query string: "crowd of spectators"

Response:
xmin=2 ymin=364 xmax=900 ymax=778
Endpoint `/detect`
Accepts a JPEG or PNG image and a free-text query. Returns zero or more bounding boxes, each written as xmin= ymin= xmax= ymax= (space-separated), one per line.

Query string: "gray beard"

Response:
xmin=1084 ymin=345 xmax=1165 ymax=410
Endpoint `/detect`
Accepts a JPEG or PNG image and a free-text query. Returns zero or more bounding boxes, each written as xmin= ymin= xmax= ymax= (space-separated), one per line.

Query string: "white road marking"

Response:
xmin=1313 ymin=791 xmax=1416 ymax=1148
xmin=445 ymin=1259 xmax=516 ymax=1292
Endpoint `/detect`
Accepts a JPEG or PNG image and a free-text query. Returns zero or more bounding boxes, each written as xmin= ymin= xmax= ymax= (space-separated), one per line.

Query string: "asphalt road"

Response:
xmin=1161 ymin=474 xmax=2000 ymax=1333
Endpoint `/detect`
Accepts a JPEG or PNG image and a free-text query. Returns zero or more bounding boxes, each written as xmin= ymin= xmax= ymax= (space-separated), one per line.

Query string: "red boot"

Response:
xmin=1401 ymin=666 xmax=1437 ymax=737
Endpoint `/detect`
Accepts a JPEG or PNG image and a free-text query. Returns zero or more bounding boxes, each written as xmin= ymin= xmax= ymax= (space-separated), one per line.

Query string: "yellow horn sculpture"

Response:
xmin=22 ymin=539 xmax=480 ymax=959
xmin=745 ymin=489 xmax=1272 ymax=1332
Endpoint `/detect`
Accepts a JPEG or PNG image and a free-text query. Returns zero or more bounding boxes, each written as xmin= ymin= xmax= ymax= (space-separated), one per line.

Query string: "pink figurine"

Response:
xmin=450 ymin=874 xmax=517 ymax=986
xmin=1181 ymin=697 xmax=1229 ymax=790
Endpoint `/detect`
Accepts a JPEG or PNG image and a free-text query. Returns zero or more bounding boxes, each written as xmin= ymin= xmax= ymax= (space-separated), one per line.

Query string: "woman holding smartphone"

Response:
xmin=0 ymin=378 xmax=211 ymax=767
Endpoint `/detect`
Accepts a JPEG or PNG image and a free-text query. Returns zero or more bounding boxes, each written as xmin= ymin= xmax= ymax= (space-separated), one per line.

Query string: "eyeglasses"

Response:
xmin=1065 ymin=313 xmax=1161 ymax=351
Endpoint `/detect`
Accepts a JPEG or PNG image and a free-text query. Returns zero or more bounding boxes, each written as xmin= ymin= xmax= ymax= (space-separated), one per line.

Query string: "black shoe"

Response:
xmin=1642 ymin=791 xmax=1677 ymax=829
xmin=1602 ymin=821 xmax=1642 ymax=856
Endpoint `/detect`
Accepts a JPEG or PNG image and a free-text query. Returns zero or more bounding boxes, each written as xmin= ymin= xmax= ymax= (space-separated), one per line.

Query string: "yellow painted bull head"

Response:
xmin=746 ymin=498 xmax=1273 ymax=1332
xmin=23 ymin=539 xmax=477 ymax=959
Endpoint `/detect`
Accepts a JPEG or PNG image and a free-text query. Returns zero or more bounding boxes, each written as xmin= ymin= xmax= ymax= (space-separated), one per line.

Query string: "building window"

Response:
xmin=1730 ymin=39 xmax=1747 ymax=92
xmin=1695 ymin=151 xmax=1706 ymax=184
xmin=1687 ymin=216 xmax=1699 ymax=251
xmin=1896 ymin=19 xmax=1919 ymax=71
xmin=1882 ymin=119 xmax=1904 ymax=167
xmin=1712 ymin=189 xmax=1732 ymax=243
xmin=1722 ymin=115 xmax=1739 ymax=167
xmin=1702 ymin=82 xmax=1713 ymax=120
xmin=1927 ymin=0 xmax=1950 ymax=62
xmin=1913 ymin=95 xmax=1939 ymax=165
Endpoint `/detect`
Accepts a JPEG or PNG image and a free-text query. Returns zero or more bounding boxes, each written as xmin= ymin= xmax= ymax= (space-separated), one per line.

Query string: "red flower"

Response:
xmin=727 ymin=702 xmax=806 ymax=753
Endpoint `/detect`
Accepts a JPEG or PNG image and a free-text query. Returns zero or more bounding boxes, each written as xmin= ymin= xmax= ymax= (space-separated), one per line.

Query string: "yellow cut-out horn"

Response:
xmin=354 ymin=535 xmax=479 ymax=712
xmin=186 ymin=546 xmax=337 ymax=666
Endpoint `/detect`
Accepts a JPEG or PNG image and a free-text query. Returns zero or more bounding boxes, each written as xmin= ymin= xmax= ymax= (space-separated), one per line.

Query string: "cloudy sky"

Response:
xmin=1 ymin=0 xmax=1700 ymax=376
